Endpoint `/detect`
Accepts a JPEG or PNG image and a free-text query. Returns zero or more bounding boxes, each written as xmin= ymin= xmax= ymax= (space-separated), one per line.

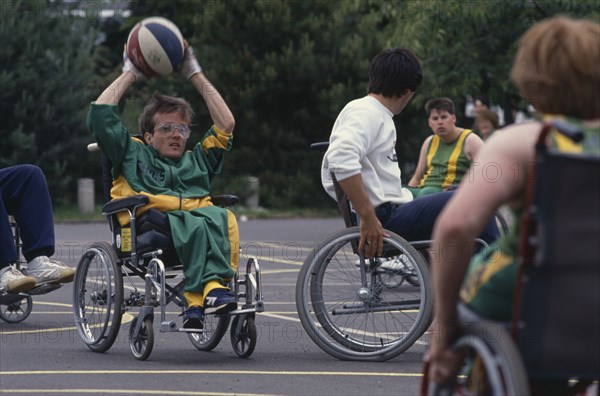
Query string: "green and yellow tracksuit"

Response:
xmin=87 ymin=103 xmax=238 ymax=308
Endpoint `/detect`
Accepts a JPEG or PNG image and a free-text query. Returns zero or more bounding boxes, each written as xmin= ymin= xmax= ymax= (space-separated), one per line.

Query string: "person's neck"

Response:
xmin=439 ymin=126 xmax=463 ymax=143
xmin=368 ymin=93 xmax=405 ymax=115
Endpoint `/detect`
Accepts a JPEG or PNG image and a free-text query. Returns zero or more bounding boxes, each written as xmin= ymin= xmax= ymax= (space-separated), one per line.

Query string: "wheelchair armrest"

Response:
xmin=211 ymin=195 xmax=240 ymax=208
xmin=310 ymin=141 xmax=329 ymax=152
xmin=102 ymin=195 xmax=150 ymax=215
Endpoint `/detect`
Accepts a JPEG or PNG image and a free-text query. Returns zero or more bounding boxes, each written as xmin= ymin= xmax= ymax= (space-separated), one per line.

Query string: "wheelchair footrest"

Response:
xmin=219 ymin=305 xmax=264 ymax=316
xmin=160 ymin=320 xmax=180 ymax=332
xmin=28 ymin=283 xmax=62 ymax=296
xmin=176 ymin=328 xmax=205 ymax=333
xmin=160 ymin=320 xmax=205 ymax=333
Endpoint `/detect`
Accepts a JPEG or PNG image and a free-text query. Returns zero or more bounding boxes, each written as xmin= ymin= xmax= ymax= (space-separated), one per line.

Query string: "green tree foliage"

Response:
xmin=3 ymin=0 xmax=598 ymax=210
xmin=98 ymin=0 xmax=393 ymax=209
xmin=0 ymin=0 xmax=98 ymax=204
xmin=388 ymin=0 xmax=600 ymax=160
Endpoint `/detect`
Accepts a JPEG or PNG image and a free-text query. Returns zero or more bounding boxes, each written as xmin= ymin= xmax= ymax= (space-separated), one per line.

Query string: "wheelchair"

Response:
xmin=295 ymin=142 xmax=440 ymax=361
xmin=72 ymin=144 xmax=264 ymax=360
xmin=422 ymin=121 xmax=600 ymax=395
xmin=0 ymin=220 xmax=63 ymax=323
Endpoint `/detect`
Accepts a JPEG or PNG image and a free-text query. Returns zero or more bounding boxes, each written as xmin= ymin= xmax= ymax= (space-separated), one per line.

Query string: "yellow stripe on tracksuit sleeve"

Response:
xmin=554 ymin=132 xmax=583 ymax=153
xmin=419 ymin=136 xmax=440 ymax=187
xmin=110 ymin=175 xmax=212 ymax=226
xmin=442 ymin=130 xmax=470 ymax=189
xmin=202 ymin=125 xmax=232 ymax=153
xmin=460 ymin=250 xmax=513 ymax=304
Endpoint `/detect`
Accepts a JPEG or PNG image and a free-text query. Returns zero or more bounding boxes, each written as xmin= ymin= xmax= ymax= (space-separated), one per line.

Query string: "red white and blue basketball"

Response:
xmin=126 ymin=17 xmax=184 ymax=77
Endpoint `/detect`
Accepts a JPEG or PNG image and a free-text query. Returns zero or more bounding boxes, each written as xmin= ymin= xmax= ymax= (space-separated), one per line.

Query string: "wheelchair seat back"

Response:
xmin=99 ymin=152 xmax=179 ymax=264
xmin=516 ymin=123 xmax=600 ymax=380
xmin=331 ymin=173 xmax=358 ymax=229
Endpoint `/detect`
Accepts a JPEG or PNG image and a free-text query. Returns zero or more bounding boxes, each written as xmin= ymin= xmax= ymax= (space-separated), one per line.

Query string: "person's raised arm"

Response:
xmin=95 ymin=50 xmax=142 ymax=105
xmin=179 ymin=46 xmax=235 ymax=133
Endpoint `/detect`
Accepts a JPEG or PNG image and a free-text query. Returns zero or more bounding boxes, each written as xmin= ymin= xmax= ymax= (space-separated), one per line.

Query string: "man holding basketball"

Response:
xmin=88 ymin=44 xmax=238 ymax=330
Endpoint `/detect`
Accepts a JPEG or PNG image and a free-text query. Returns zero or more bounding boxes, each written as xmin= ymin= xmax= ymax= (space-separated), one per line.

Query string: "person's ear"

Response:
xmin=144 ymin=132 xmax=153 ymax=145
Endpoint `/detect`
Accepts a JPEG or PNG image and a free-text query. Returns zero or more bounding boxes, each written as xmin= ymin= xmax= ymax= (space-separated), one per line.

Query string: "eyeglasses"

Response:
xmin=154 ymin=123 xmax=191 ymax=139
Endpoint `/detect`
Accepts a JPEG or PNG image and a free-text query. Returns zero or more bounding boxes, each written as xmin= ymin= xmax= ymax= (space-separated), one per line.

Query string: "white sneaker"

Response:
xmin=24 ymin=256 xmax=76 ymax=285
xmin=0 ymin=264 xmax=36 ymax=293
xmin=379 ymin=255 xmax=409 ymax=271
xmin=379 ymin=255 xmax=419 ymax=286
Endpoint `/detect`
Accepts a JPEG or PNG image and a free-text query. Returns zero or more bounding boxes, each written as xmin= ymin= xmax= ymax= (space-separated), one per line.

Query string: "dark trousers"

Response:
xmin=0 ymin=165 xmax=55 ymax=267
xmin=375 ymin=190 xmax=499 ymax=244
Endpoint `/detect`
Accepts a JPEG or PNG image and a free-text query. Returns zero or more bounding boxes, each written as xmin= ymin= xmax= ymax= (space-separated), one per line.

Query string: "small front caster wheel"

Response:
xmin=230 ymin=314 xmax=257 ymax=358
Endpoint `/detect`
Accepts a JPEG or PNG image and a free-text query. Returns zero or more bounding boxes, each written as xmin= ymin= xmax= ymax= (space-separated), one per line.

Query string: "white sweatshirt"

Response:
xmin=322 ymin=95 xmax=413 ymax=207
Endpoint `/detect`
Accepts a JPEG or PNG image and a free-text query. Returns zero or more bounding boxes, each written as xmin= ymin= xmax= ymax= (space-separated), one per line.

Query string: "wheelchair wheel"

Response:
xmin=129 ymin=316 xmax=154 ymax=360
xmin=73 ymin=241 xmax=124 ymax=353
xmin=0 ymin=294 xmax=32 ymax=323
xmin=296 ymin=227 xmax=433 ymax=361
xmin=230 ymin=314 xmax=257 ymax=358
xmin=188 ymin=314 xmax=231 ymax=351
xmin=429 ymin=323 xmax=530 ymax=396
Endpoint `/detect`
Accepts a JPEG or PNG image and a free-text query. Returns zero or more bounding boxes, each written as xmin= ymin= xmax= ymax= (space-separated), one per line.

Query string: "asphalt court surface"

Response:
xmin=0 ymin=219 xmax=428 ymax=395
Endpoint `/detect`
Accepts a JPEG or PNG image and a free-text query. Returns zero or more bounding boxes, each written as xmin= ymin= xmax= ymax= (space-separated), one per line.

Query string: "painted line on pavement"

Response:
xmin=0 ymin=369 xmax=422 ymax=377
xmin=0 ymin=390 xmax=271 ymax=396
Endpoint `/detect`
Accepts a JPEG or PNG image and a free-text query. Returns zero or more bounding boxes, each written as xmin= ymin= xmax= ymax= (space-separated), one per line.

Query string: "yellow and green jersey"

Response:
xmin=460 ymin=117 xmax=599 ymax=321
xmin=419 ymin=129 xmax=473 ymax=190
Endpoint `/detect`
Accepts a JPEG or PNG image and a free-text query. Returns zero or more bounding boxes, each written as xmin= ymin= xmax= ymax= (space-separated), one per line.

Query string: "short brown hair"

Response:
xmin=425 ymin=97 xmax=455 ymax=116
xmin=139 ymin=93 xmax=195 ymax=134
xmin=476 ymin=108 xmax=500 ymax=129
xmin=510 ymin=16 xmax=600 ymax=119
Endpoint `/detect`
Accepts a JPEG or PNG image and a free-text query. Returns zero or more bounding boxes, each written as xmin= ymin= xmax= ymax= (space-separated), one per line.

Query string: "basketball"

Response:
xmin=126 ymin=17 xmax=184 ymax=77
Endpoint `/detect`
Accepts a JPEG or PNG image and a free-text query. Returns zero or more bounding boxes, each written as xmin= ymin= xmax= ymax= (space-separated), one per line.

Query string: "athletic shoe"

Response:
xmin=379 ymin=255 xmax=419 ymax=286
xmin=24 ymin=256 xmax=76 ymax=285
xmin=183 ymin=306 xmax=204 ymax=330
xmin=0 ymin=264 xmax=36 ymax=293
xmin=204 ymin=288 xmax=237 ymax=314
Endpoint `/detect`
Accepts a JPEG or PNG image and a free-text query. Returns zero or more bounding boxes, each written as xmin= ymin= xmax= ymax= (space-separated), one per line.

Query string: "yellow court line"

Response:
xmin=0 ymin=369 xmax=422 ymax=377
xmin=0 ymin=390 xmax=272 ymax=396
xmin=33 ymin=302 xmax=73 ymax=307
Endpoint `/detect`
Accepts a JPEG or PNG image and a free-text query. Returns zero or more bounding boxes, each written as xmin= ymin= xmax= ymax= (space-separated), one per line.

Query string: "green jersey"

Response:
xmin=419 ymin=129 xmax=473 ymax=190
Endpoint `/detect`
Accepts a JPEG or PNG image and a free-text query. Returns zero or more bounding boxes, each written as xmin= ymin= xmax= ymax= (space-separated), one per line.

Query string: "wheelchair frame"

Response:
xmin=0 ymin=221 xmax=62 ymax=323
xmin=422 ymin=120 xmax=600 ymax=395
xmin=296 ymin=142 xmax=494 ymax=361
xmin=72 ymin=145 xmax=264 ymax=360
xmin=295 ymin=143 xmax=440 ymax=361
